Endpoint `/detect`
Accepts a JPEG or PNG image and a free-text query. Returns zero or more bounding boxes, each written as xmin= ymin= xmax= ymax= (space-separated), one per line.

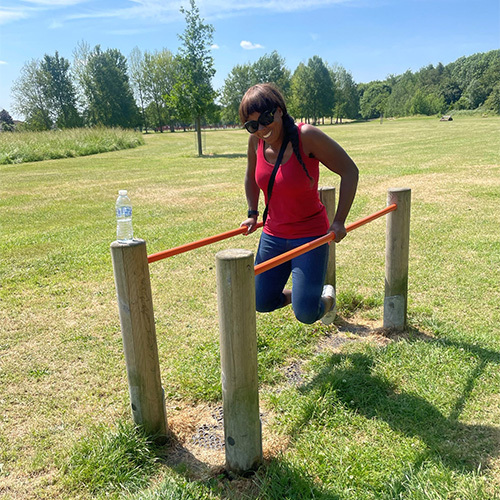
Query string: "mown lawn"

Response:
xmin=1 ymin=116 xmax=499 ymax=499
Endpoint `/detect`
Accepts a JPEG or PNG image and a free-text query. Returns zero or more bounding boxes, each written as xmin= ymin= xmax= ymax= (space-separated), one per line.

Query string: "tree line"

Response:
xmin=8 ymin=1 xmax=215 ymax=143
xmin=4 ymin=0 xmax=499 ymax=143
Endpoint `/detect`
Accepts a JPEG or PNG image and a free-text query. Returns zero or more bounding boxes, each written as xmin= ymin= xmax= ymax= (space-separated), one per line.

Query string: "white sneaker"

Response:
xmin=321 ymin=284 xmax=337 ymax=325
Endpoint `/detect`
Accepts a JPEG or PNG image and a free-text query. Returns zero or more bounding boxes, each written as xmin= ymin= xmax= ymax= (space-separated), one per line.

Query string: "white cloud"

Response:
xmin=241 ymin=40 xmax=264 ymax=50
xmin=21 ymin=0 xmax=88 ymax=5
xmin=0 ymin=9 xmax=29 ymax=25
xmin=0 ymin=60 xmax=7 ymax=65
xmin=107 ymin=28 xmax=150 ymax=36
xmin=0 ymin=0 xmax=353 ymax=27
xmin=58 ymin=0 xmax=352 ymax=25
xmin=49 ymin=20 xmax=63 ymax=28
xmin=66 ymin=0 xmax=182 ymax=23
xmin=200 ymin=0 xmax=351 ymax=16
xmin=211 ymin=44 xmax=220 ymax=50
xmin=0 ymin=0 xmax=89 ymax=26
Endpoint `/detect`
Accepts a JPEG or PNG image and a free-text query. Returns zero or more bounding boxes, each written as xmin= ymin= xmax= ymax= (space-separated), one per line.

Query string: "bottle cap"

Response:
xmin=118 ymin=190 xmax=128 ymax=196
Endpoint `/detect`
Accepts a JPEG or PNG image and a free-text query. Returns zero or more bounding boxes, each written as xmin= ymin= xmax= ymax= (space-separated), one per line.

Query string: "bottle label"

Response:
xmin=116 ymin=206 xmax=132 ymax=217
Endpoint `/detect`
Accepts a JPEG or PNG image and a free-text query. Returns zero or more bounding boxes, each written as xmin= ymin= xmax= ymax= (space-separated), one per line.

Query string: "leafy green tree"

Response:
xmin=409 ymin=89 xmax=446 ymax=115
xmin=482 ymin=50 xmax=500 ymax=102
xmin=330 ymin=64 xmax=359 ymax=122
xmin=290 ymin=62 xmax=311 ymax=121
xmin=416 ymin=63 xmax=443 ymax=92
xmin=250 ymin=51 xmax=291 ymax=98
xmin=306 ymin=56 xmax=334 ymax=124
xmin=447 ymin=50 xmax=499 ymax=109
xmin=169 ymin=0 xmax=216 ymax=155
xmin=368 ymin=50 xmax=499 ymax=117
xmin=440 ymin=76 xmax=462 ymax=107
xmin=129 ymin=47 xmax=150 ymax=132
xmin=290 ymin=56 xmax=333 ymax=123
xmin=0 ymin=109 xmax=15 ymax=131
xmin=463 ymin=78 xmax=488 ymax=109
xmin=40 ymin=51 xmax=81 ymax=128
xmin=220 ymin=63 xmax=253 ymax=124
xmin=484 ymin=82 xmax=500 ymax=113
xmin=12 ymin=59 xmax=53 ymax=130
xmin=75 ymin=45 xmax=139 ymax=128
xmin=204 ymin=101 xmax=222 ymax=127
xmin=220 ymin=51 xmax=290 ymax=124
xmin=385 ymin=71 xmax=416 ymax=117
xmin=13 ymin=52 xmax=80 ymax=129
xmin=359 ymin=81 xmax=391 ymax=119
xmin=72 ymin=40 xmax=91 ymax=114
xmin=143 ymin=49 xmax=178 ymax=131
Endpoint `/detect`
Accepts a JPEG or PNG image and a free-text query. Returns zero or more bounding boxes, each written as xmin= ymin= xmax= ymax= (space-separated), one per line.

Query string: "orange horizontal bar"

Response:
xmin=148 ymin=222 xmax=264 ymax=263
xmin=254 ymin=203 xmax=397 ymax=276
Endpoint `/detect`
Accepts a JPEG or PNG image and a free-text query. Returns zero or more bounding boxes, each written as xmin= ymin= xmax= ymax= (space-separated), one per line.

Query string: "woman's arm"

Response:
xmin=301 ymin=124 xmax=359 ymax=242
xmin=241 ymin=134 xmax=261 ymax=234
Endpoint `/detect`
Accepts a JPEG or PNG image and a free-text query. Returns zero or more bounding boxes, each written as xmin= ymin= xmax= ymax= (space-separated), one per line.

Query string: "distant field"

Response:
xmin=1 ymin=116 xmax=499 ymax=499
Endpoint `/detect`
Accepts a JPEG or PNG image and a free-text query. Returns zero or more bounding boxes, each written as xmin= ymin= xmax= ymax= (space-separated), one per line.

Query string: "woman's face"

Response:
xmin=246 ymin=106 xmax=284 ymax=145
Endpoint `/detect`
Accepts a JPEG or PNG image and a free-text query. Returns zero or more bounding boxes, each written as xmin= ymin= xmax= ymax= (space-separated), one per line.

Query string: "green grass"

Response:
xmin=0 ymin=126 xmax=144 ymax=164
xmin=0 ymin=116 xmax=499 ymax=499
xmin=62 ymin=422 xmax=159 ymax=498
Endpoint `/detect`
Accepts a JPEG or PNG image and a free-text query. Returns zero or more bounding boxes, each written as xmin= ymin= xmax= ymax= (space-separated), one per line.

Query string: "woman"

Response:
xmin=240 ymin=83 xmax=358 ymax=325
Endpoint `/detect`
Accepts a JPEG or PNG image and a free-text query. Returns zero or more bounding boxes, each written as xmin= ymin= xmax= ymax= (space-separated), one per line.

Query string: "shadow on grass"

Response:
xmin=253 ymin=459 xmax=341 ymax=500
xmin=153 ymin=433 xmax=335 ymax=499
xmin=298 ymin=331 xmax=500 ymax=473
xmin=144 ymin=326 xmax=500 ymax=499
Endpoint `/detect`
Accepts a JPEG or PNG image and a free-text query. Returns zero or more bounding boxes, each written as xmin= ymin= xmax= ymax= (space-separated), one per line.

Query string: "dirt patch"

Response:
xmin=333 ymin=314 xmax=434 ymax=346
xmin=164 ymin=402 xmax=289 ymax=477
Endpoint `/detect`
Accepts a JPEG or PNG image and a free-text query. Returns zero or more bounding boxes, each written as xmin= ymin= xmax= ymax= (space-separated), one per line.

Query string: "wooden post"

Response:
xmin=216 ymin=249 xmax=262 ymax=474
xmin=319 ymin=186 xmax=336 ymax=288
xmin=384 ymin=188 xmax=411 ymax=329
xmin=110 ymin=239 xmax=167 ymax=438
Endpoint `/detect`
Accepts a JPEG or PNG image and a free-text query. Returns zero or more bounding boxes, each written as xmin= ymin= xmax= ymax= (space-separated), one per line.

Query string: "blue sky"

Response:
xmin=1 ymin=0 xmax=498 ymax=119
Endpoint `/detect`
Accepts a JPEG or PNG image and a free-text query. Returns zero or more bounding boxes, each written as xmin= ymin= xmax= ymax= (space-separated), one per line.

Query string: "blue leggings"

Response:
xmin=255 ymin=232 xmax=329 ymax=324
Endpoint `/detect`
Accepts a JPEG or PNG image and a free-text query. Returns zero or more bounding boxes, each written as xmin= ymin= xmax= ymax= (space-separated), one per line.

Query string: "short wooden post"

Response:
xmin=384 ymin=188 xmax=411 ymax=329
xmin=319 ymin=186 xmax=336 ymax=288
xmin=110 ymin=239 xmax=167 ymax=438
xmin=216 ymin=249 xmax=262 ymax=474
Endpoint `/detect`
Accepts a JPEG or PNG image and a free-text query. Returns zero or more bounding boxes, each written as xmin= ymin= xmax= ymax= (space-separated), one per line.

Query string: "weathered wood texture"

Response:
xmin=111 ymin=239 xmax=167 ymax=437
xmin=384 ymin=188 xmax=411 ymax=329
xmin=319 ymin=186 xmax=336 ymax=288
xmin=216 ymin=249 xmax=262 ymax=474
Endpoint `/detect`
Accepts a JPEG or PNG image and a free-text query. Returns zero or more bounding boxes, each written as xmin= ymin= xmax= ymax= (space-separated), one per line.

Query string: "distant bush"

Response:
xmin=0 ymin=126 xmax=144 ymax=164
xmin=449 ymin=106 xmax=497 ymax=117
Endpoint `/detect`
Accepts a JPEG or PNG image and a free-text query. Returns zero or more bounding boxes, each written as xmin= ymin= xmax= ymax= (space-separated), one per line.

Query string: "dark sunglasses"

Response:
xmin=244 ymin=107 xmax=277 ymax=133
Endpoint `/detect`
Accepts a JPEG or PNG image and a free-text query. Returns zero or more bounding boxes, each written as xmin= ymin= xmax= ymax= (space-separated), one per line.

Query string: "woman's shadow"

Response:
xmin=297 ymin=334 xmax=500 ymax=472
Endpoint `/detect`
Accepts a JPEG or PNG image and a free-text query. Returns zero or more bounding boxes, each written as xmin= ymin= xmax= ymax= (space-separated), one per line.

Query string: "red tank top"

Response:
xmin=255 ymin=123 xmax=330 ymax=239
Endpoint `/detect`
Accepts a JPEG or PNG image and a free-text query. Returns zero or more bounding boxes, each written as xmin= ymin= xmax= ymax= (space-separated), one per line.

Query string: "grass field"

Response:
xmin=1 ymin=116 xmax=500 ymax=499
xmin=0 ymin=127 xmax=144 ymax=164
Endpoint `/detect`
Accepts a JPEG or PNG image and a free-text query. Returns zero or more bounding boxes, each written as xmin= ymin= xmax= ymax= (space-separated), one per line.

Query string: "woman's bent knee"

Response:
xmin=294 ymin=309 xmax=320 ymax=325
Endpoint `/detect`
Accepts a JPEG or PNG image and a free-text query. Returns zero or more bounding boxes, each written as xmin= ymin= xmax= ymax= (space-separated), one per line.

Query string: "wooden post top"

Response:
xmin=388 ymin=187 xmax=411 ymax=194
xmin=110 ymin=239 xmax=145 ymax=249
xmin=216 ymin=249 xmax=253 ymax=261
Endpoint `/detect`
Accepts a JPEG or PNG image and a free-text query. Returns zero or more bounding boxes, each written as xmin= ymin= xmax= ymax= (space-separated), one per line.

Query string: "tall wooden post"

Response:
xmin=384 ymin=188 xmax=411 ymax=329
xmin=110 ymin=239 xmax=167 ymax=438
xmin=216 ymin=249 xmax=262 ymax=474
xmin=319 ymin=186 xmax=336 ymax=288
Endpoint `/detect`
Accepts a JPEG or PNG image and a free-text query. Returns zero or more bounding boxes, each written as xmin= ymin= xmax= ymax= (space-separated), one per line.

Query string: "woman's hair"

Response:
xmin=239 ymin=83 xmax=313 ymax=182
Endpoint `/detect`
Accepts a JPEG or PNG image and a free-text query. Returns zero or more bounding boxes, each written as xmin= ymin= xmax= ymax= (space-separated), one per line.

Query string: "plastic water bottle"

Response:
xmin=116 ymin=190 xmax=133 ymax=242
